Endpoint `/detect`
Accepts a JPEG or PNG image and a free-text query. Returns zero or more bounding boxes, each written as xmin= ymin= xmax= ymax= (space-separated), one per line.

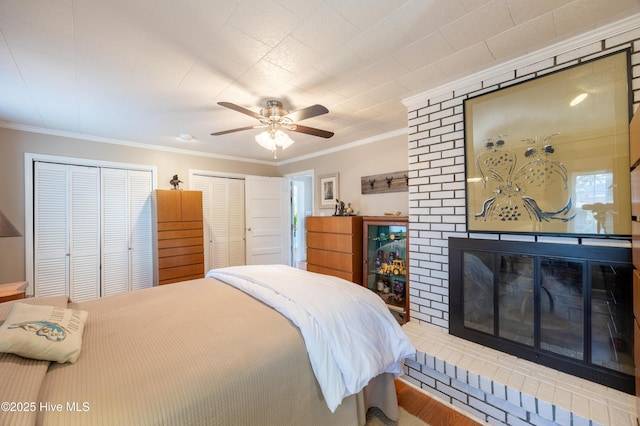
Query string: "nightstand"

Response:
xmin=0 ymin=281 xmax=27 ymax=303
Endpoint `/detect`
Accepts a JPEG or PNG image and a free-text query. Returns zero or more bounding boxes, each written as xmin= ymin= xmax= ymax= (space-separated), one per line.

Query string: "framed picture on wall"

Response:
xmin=318 ymin=173 xmax=339 ymax=209
xmin=464 ymin=50 xmax=631 ymax=236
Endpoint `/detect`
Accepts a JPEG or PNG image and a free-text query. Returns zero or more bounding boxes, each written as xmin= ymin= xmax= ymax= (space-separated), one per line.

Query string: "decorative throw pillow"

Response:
xmin=0 ymin=303 xmax=88 ymax=363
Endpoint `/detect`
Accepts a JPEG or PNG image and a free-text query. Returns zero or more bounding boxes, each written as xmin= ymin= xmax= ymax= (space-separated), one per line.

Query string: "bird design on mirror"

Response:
xmin=474 ymin=134 xmax=574 ymax=223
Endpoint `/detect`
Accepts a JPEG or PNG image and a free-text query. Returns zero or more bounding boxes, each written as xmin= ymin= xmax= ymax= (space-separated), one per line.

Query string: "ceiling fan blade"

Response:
xmin=210 ymin=125 xmax=259 ymax=136
xmin=290 ymin=124 xmax=334 ymax=139
xmin=217 ymin=102 xmax=263 ymax=120
xmin=284 ymin=104 xmax=329 ymax=122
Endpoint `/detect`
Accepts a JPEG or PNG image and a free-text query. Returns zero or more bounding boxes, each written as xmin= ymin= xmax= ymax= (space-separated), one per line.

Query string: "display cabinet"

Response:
xmin=362 ymin=216 xmax=408 ymax=323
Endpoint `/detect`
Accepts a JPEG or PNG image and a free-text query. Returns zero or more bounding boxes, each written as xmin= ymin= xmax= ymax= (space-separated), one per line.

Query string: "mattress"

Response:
xmin=0 ymin=277 xmax=400 ymax=425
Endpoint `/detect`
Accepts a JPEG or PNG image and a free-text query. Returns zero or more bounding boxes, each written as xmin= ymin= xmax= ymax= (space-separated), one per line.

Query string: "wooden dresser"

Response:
xmin=306 ymin=216 xmax=363 ymax=284
xmin=154 ymin=190 xmax=204 ymax=285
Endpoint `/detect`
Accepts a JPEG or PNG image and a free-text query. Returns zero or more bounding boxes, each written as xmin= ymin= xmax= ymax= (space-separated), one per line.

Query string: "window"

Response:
xmin=573 ymin=172 xmax=614 ymax=234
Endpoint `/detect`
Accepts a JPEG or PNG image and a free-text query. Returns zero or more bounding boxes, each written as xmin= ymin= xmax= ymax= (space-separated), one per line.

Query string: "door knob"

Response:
xmin=247 ymin=227 xmax=252 ymax=231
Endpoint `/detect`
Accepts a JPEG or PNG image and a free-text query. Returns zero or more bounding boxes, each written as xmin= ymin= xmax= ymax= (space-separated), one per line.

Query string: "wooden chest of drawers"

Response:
xmin=154 ymin=190 xmax=204 ymax=285
xmin=306 ymin=216 xmax=363 ymax=284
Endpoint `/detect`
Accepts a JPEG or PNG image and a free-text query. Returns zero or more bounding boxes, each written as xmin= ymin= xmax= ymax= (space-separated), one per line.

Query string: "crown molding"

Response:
xmin=1 ymin=121 xmax=407 ymax=167
xmin=402 ymin=12 xmax=640 ymax=108
xmin=0 ymin=121 xmax=277 ymax=166
xmin=275 ymin=128 xmax=408 ymax=166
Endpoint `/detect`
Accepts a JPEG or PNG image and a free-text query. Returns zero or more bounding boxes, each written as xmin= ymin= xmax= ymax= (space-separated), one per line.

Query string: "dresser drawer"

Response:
xmin=306 ymin=216 xmax=358 ymax=234
xmin=159 ymin=264 xmax=204 ymax=283
xmin=307 ymin=232 xmax=355 ymax=253
xmin=158 ymin=253 xmax=205 ymax=269
xmin=307 ymin=248 xmax=355 ymax=274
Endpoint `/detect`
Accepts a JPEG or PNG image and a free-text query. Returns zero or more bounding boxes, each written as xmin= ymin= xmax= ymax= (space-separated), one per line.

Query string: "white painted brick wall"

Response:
xmin=403 ymin=322 xmax=637 ymax=425
xmin=407 ymin=29 xmax=640 ymax=332
xmin=405 ymin=20 xmax=640 ymax=425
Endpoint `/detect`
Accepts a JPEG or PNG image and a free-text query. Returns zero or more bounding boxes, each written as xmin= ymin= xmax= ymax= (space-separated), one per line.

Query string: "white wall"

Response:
xmin=278 ymin=132 xmax=409 ymax=216
xmin=0 ymin=127 xmax=278 ymax=283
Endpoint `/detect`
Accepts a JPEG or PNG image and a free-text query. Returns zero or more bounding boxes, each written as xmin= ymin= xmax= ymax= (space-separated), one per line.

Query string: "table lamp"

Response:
xmin=0 ymin=209 xmax=21 ymax=237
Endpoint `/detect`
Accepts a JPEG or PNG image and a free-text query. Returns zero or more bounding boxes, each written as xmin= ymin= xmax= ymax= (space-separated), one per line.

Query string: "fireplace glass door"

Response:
xmin=450 ymin=237 xmax=634 ymax=393
xmin=498 ymin=254 xmax=536 ymax=346
xmin=539 ymin=258 xmax=584 ymax=360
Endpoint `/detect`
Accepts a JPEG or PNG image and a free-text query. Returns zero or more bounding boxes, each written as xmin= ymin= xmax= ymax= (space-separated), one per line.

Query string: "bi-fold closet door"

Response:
xmin=101 ymin=168 xmax=153 ymax=296
xmin=34 ymin=162 xmax=100 ymax=301
xmin=34 ymin=162 xmax=153 ymax=301
xmin=192 ymin=175 xmax=245 ymax=273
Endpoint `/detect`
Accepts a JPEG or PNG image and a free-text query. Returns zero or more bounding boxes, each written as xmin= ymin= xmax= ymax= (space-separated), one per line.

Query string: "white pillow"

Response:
xmin=0 ymin=303 xmax=88 ymax=363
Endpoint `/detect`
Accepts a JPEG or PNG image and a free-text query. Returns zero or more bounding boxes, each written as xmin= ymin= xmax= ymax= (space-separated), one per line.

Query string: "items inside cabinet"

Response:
xmin=363 ymin=216 xmax=409 ymax=323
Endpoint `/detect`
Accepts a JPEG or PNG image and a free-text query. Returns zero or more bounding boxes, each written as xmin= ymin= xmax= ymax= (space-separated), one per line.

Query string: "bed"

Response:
xmin=0 ymin=265 xmax=415 ymax=426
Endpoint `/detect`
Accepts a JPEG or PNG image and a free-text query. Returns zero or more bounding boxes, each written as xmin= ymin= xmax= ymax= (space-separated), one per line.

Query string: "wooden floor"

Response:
xmin=395 ymin=380 xmax=483 ymax=426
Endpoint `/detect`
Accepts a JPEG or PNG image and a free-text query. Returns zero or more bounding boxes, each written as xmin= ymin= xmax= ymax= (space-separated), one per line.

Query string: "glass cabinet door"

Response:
xmin=363 ymin=217 xmax=408 ymax=323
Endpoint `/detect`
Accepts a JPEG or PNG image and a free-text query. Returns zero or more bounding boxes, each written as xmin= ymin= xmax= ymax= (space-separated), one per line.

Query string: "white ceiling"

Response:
xmin=1 ymin=0 xmax=639 ymax=164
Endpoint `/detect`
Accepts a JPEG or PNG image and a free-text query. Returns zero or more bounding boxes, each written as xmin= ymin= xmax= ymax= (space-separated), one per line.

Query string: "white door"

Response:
xmin=128 ymin=170 xmax=153 ymax=291
xmin=102 ymin=168 xmax=130 ymax=296
xmin=34 ymin=162 xmax=101 ymax=301
xmin=245 ymin=175 xmax=290 ymax=265
xmin=34 ymin=162 xmax=70 ymax=297
xmin=226 ymin=178 xmax=246 ymax=266
xmin=69 ymin=166 xmax=101 ymax=301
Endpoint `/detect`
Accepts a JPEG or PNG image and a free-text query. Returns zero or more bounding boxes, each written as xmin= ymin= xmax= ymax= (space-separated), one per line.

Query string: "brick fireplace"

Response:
xmin=402 ymin=17 xmax=640 ymax=424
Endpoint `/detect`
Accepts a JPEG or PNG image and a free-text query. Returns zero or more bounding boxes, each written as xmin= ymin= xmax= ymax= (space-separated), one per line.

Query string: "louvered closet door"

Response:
xmin=70 ymin=166 xmax=101 ymax=301
xmin=34 ymin=162 xmax=70 ymax=297
xmin=102 ymin=168 xmax=153 ymax=296
xmin=102 ymin=168 xmax=129 ymax=296
xmin=227 ymin=178 xmax=245 ymax=266
xmin=192 ymin=175 xmax=246 ymax=272
xmin=34 ymin=163 xmax=100 ymax=301
xmin=211 ymin=177 xmax=230 ymax=268
xmin=192 ymin=175 xmax=213 ymax=273
xmin=128 ymin=170 xmax=153 ymax=291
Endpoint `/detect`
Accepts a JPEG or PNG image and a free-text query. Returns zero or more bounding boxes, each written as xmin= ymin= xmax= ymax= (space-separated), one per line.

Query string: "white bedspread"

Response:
xmin=206 ymin=264 xmax=416 ymax=412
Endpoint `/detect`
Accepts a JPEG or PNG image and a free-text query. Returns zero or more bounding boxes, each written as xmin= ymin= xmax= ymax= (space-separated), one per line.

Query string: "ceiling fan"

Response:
xmin=211 ymin=100 xmax=334 ymax=158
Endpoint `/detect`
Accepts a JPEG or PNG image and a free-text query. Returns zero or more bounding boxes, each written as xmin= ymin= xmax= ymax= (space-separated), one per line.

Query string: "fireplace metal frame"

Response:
xmin=449 ymin=237 xmax=634 ymax=394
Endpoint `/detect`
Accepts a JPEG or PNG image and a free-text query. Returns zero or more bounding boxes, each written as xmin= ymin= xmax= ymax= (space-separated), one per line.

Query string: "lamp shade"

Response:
xmin=0 ymin=210 xmax=21 ymax=237
xmin=255 ymin=131 xmax=277 ymax=151
xmin=273 ymin=130 xmax=294 ymax=149
xmin=254 ymin=129 xmax=295 ymax=156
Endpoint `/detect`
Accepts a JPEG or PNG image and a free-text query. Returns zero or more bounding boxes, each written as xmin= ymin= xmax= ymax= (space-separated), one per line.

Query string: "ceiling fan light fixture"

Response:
xmin=255 ymin=131 xmax=276 ymax=150
xmin=212 ymin=100 xmax=333 ymax=157
xmin=273 ymin=130 xmax=294 ymax=149
xmin=255 ymin=129 xmax=294 ymax=156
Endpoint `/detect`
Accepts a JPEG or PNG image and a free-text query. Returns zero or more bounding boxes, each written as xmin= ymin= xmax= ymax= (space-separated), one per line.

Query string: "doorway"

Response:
xmin=287 ymin=171 xmax=313 ymax=270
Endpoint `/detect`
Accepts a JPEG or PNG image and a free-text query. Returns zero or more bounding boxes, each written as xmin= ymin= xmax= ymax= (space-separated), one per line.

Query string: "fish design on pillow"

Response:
xmin=8 ymin=321 xmax=67 ymax=342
